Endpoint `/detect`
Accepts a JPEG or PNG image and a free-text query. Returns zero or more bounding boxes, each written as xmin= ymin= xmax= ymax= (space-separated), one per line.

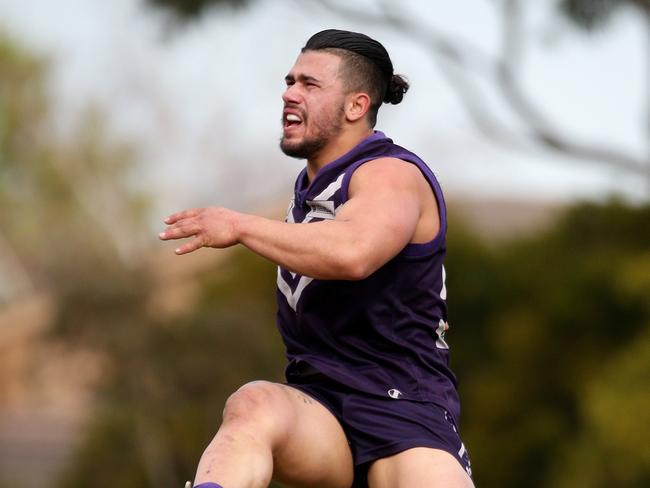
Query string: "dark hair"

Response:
xmin=302 ymin=29 xmax=409 ymax=127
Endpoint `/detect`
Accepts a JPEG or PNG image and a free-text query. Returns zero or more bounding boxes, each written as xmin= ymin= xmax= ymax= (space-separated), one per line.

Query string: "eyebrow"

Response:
xmin=284 ymin=73 xmax=321 ymax=84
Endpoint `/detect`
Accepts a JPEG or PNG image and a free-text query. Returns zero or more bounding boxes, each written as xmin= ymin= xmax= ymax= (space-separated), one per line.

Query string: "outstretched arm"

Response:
xmin=159 ymin=158 xmax=429 ymax=280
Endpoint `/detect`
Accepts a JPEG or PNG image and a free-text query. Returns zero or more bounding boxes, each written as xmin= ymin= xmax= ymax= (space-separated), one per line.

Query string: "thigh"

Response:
xmin=338 ymin=392 xmax=472 ymax=487
xmin=367 ymin=447 xmax=474 ymax=488
xmin=251 ymin=382 xmax=354 ymax=488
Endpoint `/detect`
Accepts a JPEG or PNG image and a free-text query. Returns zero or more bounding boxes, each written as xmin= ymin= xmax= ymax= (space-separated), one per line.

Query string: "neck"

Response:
xmin=306 ymin=127 xmax=374 ymax=181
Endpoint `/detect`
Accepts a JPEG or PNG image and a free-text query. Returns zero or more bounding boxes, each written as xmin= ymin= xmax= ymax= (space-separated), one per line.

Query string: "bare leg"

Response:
xmin=367 ymin=447 xmax=474 ymax=488
xmin=193 ymin=381 xmax=353 ymax=488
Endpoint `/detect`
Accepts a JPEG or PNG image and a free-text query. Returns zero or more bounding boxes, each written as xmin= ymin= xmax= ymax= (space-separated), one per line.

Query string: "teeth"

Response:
xmin=286 ymin=114 xmax=301 ymax=122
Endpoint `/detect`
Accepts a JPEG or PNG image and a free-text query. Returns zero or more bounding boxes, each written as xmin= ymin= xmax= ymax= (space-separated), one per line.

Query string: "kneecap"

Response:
xmin=223 ymin=381 xmax=287 ymax=427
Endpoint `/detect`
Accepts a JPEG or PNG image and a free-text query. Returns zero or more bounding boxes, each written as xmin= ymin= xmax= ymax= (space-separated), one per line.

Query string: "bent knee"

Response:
xmin=223 ymin=381 xmax=291 ymax=432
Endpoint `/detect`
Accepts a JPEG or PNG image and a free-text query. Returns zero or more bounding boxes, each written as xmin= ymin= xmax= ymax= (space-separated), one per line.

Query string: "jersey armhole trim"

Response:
xmin=340 ymin=156 xmax=447 ymax=258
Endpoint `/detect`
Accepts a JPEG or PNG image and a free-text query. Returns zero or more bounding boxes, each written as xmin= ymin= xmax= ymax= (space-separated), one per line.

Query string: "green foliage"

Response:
xmin=550 ymin=325 xmax=650 ymax=487
xmin=446 ymin=200 xmax=650 ymax=487
xmin=52 ymin=200 xmax=650 ymax=488
xmin=55 ymin=249 xmax=285 ymax=487
xmin=0 ymin=31 xmax=148 ymax=292
xmin=3 ymin=19 xmax=649 ymax=488
xmin=0 ymin=27 xmax=284 ymax=487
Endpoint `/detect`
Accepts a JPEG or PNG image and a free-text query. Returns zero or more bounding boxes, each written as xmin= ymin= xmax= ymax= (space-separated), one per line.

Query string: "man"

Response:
xmin=160 ymin=29 xmax=473 ymax=488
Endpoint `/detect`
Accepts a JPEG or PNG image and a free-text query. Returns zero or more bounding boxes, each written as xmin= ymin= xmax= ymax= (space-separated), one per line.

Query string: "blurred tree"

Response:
xmin=52 ymin=197 xmax=650 ymax=488
xmin=311 ymin=0 xmax=650 ymax=181
xmin=548 ymin=325 xmax=650 ymax=487
xmin=0 ymin=27 xmax=286 ymax=488
xmin=0 ymin=31 xmax=149 ymax=305
xmin=4 ymin=14 xmax=649 ymax=488
xmin=562 ymin=0 xmax=650 ymax=30
xmin=55 ymin=249 xmax=285 ymax=488
xmin=0 ymin=26 xmax=157 ymax=486
xmin=445 ymin=200 xmax=650 ymax=487
xmin=144 ymin=0 xmax=650 ymax=185
xmin=146 ymin=0 xmax=252 ymax=21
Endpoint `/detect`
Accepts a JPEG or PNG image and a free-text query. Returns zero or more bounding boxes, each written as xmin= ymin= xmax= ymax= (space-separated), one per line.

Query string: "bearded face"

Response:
xmin=280 ymin=102 xmax=345 ymax=160
xmin=280 ymin=51 xmax=348 ymax=161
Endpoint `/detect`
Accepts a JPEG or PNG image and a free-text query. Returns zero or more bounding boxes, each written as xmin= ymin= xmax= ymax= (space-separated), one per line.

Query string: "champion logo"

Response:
xmin=387 ymin=389 xmax=402 ymax=399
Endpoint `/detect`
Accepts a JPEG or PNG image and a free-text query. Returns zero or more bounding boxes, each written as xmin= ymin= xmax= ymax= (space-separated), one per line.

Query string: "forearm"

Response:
xmin=235 ymin=213 xmax=366 ymax=280
xmin=161 ymin=160 xmax=423 ymax=279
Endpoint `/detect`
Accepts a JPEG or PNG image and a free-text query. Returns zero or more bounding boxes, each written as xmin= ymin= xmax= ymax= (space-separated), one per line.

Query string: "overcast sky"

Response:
xmin=0 ymin=0 xmax=647 ymax=218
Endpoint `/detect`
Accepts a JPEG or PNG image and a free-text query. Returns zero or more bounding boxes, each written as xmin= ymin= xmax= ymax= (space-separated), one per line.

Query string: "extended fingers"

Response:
xmin=173 ymin=236 xmax=204 ymax=255
xmin=164 ymin=208 xmax=202 ymax=225
xmin=160 ymin=206 xmax=235 ymax=255
xmin=159 ymin=221 xmax=201 ymax=240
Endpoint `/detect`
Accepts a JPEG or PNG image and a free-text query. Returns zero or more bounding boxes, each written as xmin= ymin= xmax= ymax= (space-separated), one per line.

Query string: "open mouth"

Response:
xmin=283 ymin=111 xmax=304 ymax=130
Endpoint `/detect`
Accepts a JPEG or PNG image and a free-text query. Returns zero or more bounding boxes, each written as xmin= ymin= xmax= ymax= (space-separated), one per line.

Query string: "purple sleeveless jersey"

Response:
xmin=276 ymin=131 xmax=460 ymax=423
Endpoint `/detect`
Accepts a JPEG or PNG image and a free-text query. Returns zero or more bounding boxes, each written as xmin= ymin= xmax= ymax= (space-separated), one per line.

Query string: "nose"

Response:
xmin=282 ymin=84 xmax=300 ymax=105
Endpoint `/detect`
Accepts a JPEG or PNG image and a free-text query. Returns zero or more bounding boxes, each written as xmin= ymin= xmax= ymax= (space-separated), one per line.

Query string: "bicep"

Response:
xmin=335 ymin=159 xmax=422 ymax=267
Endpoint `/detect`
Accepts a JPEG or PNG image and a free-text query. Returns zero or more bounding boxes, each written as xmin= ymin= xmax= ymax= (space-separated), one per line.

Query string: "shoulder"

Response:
xmin=348 ymin=157 xmax=426 ymax=195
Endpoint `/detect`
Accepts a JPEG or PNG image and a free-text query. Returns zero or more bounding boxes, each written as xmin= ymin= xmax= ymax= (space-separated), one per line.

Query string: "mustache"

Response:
xmin=283 ymin=104 xmax=307 ymax=121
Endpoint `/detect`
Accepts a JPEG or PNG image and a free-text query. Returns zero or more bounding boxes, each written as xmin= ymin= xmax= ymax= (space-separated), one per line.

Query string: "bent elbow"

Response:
xmin=337 ymin=250 xmax=374 ymax=281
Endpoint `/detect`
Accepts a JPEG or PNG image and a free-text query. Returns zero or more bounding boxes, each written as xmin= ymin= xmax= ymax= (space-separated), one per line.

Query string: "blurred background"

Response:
xmin=0 ymin=0 xmax=648 ymax=487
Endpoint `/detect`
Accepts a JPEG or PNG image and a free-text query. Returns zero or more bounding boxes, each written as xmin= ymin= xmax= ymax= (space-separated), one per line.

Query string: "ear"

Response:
xmin=344 ymin=92 xmax=371 ymax=123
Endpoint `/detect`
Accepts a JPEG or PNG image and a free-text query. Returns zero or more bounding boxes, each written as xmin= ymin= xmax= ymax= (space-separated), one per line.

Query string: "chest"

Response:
xmin=289 ymin=173 xmax=346 ymax=224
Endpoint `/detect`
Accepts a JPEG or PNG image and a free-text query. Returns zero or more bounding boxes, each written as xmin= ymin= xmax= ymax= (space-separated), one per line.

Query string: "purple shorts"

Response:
xmin=287 ymin=367 xmax=472 ymax=486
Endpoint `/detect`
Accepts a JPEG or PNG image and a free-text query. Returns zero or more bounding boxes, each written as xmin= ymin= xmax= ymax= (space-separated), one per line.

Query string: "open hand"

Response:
xmin=159 ymin=207 xmax=240 ymax=255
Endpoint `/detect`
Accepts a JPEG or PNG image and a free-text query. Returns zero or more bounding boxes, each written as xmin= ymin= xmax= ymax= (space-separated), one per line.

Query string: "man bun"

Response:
xmin=302 ymin=29 xmax=409 ymax=126
xmin=303 ymin=29 xmax=408 ymax=105
xmin=384 ymin=74 xmax=409 ymax=105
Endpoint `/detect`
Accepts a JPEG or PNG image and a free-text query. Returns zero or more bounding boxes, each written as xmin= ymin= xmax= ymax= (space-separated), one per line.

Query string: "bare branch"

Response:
xmin=498 ymin=0 xmax=649 ymax=175
xmin=308 ymin=0 xmax=527 ymax=147
xmin=629 ymin=0 xmax=650 ymax=16
xmin=309 ymin=0 xmax=650 ymax=178
xmin=311 ymin=0 xmax=494 ymax=74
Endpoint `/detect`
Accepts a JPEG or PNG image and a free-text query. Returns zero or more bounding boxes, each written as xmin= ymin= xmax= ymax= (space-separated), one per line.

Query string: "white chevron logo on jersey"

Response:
xmin=278 ymin=173 xmax=345 ymax=311
xmin=277 ymin=269 xmax=313 ymax=312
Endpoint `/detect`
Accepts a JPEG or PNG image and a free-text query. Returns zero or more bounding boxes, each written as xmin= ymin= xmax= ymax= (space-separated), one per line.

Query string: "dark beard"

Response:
xmin=280 ymin=105 xmax=344 ymax=160
xmin=280 ymin=135 xmax=329 ymax=160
